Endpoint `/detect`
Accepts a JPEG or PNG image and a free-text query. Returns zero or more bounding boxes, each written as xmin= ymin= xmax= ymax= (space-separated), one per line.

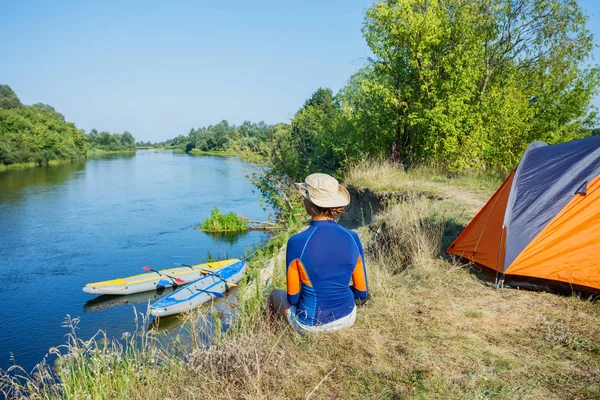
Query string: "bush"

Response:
xmin=200 ymin=207 xmax=249 ymax=233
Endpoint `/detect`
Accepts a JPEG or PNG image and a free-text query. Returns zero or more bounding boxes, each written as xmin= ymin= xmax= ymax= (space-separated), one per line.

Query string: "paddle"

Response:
xmin=143 ymin=266 xmax=186 ymax=285
xmin=174 ymin=263 xmax=237 ymax=287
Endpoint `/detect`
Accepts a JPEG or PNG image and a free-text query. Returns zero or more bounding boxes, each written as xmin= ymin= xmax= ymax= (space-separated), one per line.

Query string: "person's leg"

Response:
xmin=267 ymin=289 xmax=290 ymax=322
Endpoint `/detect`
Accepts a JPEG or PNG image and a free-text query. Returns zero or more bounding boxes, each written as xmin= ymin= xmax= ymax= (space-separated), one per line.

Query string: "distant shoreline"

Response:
xmin=136 ymin=148 xmax=238 ymax=157
xmin=0 ymin=159 xmax=78 ymax=172
xmin=0 ymin=149 xmax=137 ymax=172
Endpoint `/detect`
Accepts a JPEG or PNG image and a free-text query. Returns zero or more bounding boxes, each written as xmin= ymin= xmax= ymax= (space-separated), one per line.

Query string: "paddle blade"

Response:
xmin=210 ymin=291 xmax=225 ymax=298
xmin=157 ymin=279 xmax=170 ymax=286
xmin=225 ymin=281 xmax=237 ymax=287
xmin=142 ymin=266 xmax=152 ymax=271
xmin=174 ymin=278 xmax=185 ymax=284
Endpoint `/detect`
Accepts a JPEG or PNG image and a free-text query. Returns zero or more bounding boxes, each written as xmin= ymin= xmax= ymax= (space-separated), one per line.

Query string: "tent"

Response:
xmin=447 ymin=135 xmax=600 ymax=292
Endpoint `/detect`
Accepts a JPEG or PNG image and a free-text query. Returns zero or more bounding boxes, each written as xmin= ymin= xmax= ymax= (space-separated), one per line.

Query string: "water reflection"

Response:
xmin=0 ymin=150 xmax=269 ymax=372
xmin=0 ymin=162 xmax=85 ymax=203
xmin=83 ymin=287 xmax=177 ymax=313
xmin=205 ymin=231 xmax=248 ymax=245
xmin=148 ymin=287 xmax=239 ymax=351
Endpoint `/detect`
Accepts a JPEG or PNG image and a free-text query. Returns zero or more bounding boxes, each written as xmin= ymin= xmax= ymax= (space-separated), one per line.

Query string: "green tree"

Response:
xmin=120 ymin=131 xmax=136 ymax=149
xmin=32 ymin=103 xmax=65 ymax=121
xmin=361 ymin=0 xmax=599 ymax=171
xmin=0 ymin=84 xmax=22 ymax=110
xmin=0 ymin=106 xmax=86 ymax=165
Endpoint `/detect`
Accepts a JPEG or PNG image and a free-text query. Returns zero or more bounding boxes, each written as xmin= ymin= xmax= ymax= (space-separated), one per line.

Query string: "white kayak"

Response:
xmin=82 ymin=259 xmax=240 ymax=295
xmin=149 ymin=260 xmax=247 ymax=317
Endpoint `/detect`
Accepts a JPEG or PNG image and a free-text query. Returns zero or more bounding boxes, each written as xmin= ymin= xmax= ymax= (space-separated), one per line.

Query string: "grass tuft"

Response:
xmin=199 ymin=207 xmax=249 ymax=233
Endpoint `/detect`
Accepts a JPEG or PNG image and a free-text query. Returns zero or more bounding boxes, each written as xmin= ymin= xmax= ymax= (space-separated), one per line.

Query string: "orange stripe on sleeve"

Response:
xmin=287 ymin=259 xmax=301 ymax=296
xmin=351 ymin=255 xmax=367 ymax=292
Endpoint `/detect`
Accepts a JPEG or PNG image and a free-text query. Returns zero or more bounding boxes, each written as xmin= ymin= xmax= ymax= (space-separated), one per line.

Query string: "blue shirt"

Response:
xmin=286 ymin=220 xmax=368 ymax=326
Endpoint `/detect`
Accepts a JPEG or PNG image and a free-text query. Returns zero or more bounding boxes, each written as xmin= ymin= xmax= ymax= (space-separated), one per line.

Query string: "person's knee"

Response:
xmin=268 ymin=290 xmax=288 ymax=313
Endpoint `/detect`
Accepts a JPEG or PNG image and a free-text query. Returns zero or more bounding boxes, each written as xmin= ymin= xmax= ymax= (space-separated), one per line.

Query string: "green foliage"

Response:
xmin=244 ymin=0 xmax=600 ymax=221
xmin=32 ymin=103 xmax=65 ymax=121
xmin=0 ymin=105 xmax=87 ymax=165
xmin=199 ymin=207 xmax=249 ymax=232
xmin=357 ymin=0 xmax=599 ymax=171
xmin=86 ymin=128 xmax=136 ymax=152
xmin=156 ymin=120 xmax=275 ymax=154
xmin=0 ymin=84 xmax=22 ymax=110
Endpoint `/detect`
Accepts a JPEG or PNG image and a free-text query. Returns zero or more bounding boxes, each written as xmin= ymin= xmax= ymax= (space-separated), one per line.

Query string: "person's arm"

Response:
xmin=350 ymin=233 xmax=368 ymax=302
xmin=286 ymin=240 xmax=301 ymax=305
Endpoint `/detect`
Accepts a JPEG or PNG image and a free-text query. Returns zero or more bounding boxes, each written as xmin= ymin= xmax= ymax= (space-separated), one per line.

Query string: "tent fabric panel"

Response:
xmin=506 ymin=175 xmax=600 ymax=290
xmin=446 ymin=170 xmax=514 ymax=271
xmin=503 ymin=135 xmax=600 ymax=270
xmin=502 ymin=141 xmax=547 ymax=229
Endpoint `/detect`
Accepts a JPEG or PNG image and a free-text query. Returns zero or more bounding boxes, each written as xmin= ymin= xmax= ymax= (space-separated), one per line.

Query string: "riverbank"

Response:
xmin=87 ymin=149 xmax=137 ymax=156
xmin=189 ymin=149 xmax=237 ymax=157
xmin=0 ymin=149 xmax=136 ymax=172
xmin=132 ymin=148 xmax=236 ymax=156
xmin=2 ymin=163 xmax=599 ymax=399
xmin=0 ymin=158 xmax=80 ymax=173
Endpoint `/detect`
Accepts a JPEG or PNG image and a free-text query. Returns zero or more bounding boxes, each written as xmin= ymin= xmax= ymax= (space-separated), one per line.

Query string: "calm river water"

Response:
xmin=0 ymin=150 xmax=270 ymax=372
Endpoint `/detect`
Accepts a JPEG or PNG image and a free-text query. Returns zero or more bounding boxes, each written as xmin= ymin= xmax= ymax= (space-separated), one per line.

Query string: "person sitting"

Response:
xmin=268 ymin=173 xmax=368 ymax=334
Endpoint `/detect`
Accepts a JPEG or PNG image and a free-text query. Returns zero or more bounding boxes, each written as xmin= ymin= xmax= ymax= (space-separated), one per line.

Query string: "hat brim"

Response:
xmin=293 ymin=182 xmax=350 ymax=208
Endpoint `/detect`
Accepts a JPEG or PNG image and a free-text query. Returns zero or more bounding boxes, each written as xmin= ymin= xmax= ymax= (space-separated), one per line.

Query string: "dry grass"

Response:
xmin=345 ymin=159 xmax=502 ymax=215
xmin=2 ymin=162 xmax=599 ymax=399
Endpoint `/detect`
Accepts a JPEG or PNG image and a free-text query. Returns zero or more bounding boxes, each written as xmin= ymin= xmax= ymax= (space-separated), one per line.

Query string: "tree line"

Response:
xmin=87 ymin=129 xmax=136 ymax=152
xmin=0 ymin=85 xmax=135 ymax=166
xmin=146 ymin=120 xmax=276 ymax=154
xmin=161 ymin=0 xmax=597 ymax=183
xmin=245 ymin=0 xmax=600 ymax=218
xmin=0 ymin=85 xmax=87 ymax=165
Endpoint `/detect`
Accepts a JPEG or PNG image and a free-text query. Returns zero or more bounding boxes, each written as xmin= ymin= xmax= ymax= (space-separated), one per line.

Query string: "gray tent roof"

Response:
xmin=502 ymin=135 xmax=600 ymax=272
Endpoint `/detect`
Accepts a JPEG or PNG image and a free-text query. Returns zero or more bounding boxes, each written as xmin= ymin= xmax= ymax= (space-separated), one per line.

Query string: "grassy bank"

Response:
xmin=0 ymin=149 xmax=136 ymax=172
xmin=2 ymin=162 xmax=599 ymax=399
xmin=189 ymin=149 xmax=237 ymax=157
xmin=0 ymin=159 xmax=81 ymax=173
xmin=86 ymin=149 xmax=137 ymax=156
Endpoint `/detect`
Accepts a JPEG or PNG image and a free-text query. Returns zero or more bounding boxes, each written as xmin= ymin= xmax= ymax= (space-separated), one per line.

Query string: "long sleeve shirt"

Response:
xmin=286 ymin=220 xmax=368 ymax=326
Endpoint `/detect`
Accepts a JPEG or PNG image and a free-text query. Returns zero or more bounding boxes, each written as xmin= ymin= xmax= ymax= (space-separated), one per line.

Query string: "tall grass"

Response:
xmin=345 ymin=159 xmax=504 ymax=194
xmin=199 ymin=207 xmax=249 ymax=232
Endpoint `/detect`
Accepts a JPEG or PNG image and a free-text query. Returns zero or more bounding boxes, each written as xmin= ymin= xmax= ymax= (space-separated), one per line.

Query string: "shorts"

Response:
xmin=287 ymin=306 xmax=357 ymax=335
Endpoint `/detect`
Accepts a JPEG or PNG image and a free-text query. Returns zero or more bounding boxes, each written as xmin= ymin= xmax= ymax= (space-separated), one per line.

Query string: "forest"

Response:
xmin=158 ymin=0 xmax=600 ymax=217
xmin=147 ymin=120 xmax=276 ymax=154
xmin=161 ymin=0 xmax=598 ymax=176
xmin=3 ymin=0 xmax=599 ymax=175
xmin=87 ymin=129 xmax=136 ymax=153
xmin=0 ymin=85 xmax=135 ymax=166
xmin=0 ymin=85 xmax=87 ymax=166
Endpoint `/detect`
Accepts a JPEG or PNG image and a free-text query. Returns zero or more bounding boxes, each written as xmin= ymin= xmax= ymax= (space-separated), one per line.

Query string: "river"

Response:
xmin=0 ymin=150 xmax=271 ymax=372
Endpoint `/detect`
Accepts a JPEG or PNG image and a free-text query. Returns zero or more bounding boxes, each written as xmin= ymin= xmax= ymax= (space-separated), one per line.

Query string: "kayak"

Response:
xmin=149 ymin=260 xmax=247 ymax=317
xmin=82 ymin=259 xmax=240 ymax=295
xmin=83 ymin=287 xmax=177 ymax=312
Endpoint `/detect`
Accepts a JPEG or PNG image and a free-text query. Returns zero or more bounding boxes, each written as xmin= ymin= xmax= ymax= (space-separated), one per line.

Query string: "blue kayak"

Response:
xmin=149 ymin=261 xmax=247 ymax=317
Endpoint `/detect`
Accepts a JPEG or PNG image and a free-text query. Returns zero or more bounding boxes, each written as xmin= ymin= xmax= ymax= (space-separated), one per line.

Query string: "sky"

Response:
xmin=0 ymin=0 xmax=373 ymax=142
xmin=1 ymin=0 xmax=599 ymax=142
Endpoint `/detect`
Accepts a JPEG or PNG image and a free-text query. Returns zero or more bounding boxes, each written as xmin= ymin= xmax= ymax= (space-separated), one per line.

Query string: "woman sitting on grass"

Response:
xmin=268 ymin=173 xmax=368 ymax=334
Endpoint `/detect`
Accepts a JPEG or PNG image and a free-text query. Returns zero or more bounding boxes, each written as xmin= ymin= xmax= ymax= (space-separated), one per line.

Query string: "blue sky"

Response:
xmin=0 ymin=0 xmax=372 ymax=142
xmin=1 ymin=0 xmax=599 ymax=142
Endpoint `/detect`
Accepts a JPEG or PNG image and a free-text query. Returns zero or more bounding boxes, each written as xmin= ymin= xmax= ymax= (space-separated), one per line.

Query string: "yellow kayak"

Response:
xmin=82 ymin=259 xmax=239 ymax=295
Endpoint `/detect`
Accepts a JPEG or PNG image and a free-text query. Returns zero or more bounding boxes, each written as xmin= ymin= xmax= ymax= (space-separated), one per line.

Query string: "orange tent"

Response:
xmin=447 ymin=136 xmax=600 ymax=291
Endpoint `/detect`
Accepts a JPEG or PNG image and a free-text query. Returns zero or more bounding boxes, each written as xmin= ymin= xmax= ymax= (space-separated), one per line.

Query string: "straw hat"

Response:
xmin=293 ymin=173 xmax=350 ymax=208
